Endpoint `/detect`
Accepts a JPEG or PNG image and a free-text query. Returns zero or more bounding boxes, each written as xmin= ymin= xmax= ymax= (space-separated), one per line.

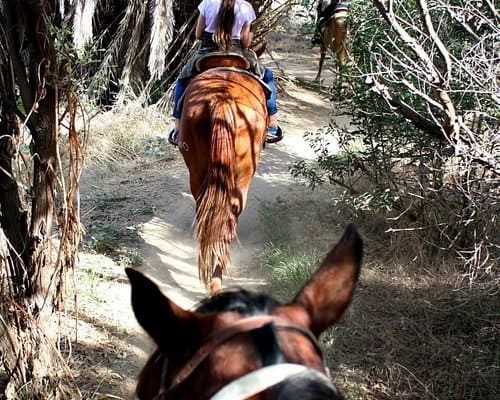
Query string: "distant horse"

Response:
xmin=313 ymin=1 xmax=350 ymax=81
xmin=126 ymin=224 xmax=363 ymax=399
xmin=177 ymin=54 xmax=268 ymax=293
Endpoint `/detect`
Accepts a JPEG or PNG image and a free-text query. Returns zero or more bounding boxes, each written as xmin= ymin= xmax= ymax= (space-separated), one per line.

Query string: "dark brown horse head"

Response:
xmin=126 ymin=224 xmax=362 ymax=399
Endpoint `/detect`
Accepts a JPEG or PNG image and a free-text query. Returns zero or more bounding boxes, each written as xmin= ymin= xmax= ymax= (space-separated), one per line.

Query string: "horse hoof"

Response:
xmin=209 ymin=278 xmax=222 ymax=294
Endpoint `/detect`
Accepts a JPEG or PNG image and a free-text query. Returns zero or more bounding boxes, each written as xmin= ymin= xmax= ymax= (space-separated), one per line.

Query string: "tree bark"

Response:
xmin=0 ymin=108 xmax=30 ymax=294
xmin=0 ymin=2 xmax=81 ymax=398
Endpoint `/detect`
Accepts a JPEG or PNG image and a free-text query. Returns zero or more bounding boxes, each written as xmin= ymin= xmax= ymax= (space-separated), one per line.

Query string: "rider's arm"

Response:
xmin=240 ymin=23 xmax=252 ymax=49
xmin=195 ymin=14 xmax=206 ymax=40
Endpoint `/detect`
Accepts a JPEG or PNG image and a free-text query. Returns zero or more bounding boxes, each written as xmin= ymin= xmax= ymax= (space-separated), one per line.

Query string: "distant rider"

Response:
xmin=169 ymin=0 xmax=282 ymax=145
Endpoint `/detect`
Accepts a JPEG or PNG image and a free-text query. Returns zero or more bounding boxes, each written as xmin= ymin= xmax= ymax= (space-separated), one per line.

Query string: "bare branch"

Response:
xmin=366 ymin=75 xmax=446 ymax=140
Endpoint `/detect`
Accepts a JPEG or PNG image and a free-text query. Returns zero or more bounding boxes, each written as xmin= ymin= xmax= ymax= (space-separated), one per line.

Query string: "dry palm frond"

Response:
xmin=81 ymin=0 xmax=292 ymax=104
xmin=252 ymin=0 xmax=293 ymax=46
xmin=148 ymin=0 xmax=175 ymax=80
xmin=85 ymin=0 xmax=176 ymax=103
xmin=72 ymin=0 xmax=97 ymax=53
xmin=87 ymin=1 xmax=146 ymax=102
xmin=0 ymin=289 xmax=83 ymax=399
xmin=117 ymin=1 xmax=148 ymax=103
xmin=57 ymin=0 xmax=65 ymax=17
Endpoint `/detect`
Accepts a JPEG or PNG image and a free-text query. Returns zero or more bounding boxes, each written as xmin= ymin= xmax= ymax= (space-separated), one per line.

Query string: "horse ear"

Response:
xmin=291 ymin=224 xmax=363 ymax=337
xmin=125 ymin=268 xmax=205 ymax=353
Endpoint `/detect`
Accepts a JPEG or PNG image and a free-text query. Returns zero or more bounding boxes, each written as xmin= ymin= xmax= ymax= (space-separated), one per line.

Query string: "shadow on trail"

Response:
xmin=329 ymin=272 xmax=498 ymax=399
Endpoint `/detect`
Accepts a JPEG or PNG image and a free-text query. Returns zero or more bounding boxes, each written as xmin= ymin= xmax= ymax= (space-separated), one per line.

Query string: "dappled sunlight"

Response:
xmin=72 ymin=253 xmax=153 ymax=397
xmin=138 ymin=216 xmax=205 ymax=308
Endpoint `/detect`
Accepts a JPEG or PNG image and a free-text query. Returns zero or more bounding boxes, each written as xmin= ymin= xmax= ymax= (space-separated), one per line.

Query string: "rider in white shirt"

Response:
xmin=199 ymin=0 xmax=255 ymax=39
xmin=170 ymin=0 xmax=282 ymax=145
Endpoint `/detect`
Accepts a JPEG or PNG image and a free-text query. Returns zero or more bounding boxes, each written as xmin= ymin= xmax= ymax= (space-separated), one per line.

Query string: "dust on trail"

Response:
xmin=76 ymin=32 xmax=338 ymax=398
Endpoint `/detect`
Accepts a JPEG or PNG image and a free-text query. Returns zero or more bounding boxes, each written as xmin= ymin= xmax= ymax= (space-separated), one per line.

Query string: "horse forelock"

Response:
xmin=196 ymin=288 xmax=280 ymax=315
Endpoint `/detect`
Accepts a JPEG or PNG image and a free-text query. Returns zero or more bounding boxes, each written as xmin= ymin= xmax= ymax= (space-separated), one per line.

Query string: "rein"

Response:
xmin=155 ymin=315 xmax=327 ymax=399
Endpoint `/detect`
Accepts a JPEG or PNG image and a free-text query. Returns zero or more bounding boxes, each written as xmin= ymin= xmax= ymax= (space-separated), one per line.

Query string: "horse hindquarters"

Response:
xmin=316 ymin=9 xmax=349 ymax=80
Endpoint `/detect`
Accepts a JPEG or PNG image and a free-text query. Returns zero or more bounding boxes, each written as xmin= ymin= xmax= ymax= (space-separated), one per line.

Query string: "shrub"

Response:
xmin=292 ymin=0 xmax=499 ymax=286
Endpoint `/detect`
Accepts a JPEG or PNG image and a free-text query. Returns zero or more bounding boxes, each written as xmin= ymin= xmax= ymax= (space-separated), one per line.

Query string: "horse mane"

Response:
xmin=196 ymin=288 xmax=280 ymax=315
xmin=196 ymin=96 xmax=238 ymax=286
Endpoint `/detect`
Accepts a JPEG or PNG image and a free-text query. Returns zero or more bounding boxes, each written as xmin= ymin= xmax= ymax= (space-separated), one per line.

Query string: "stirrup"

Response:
xmin=266 ymin=126 xmax=283 ymax=144
xmin=168 ymin=128 xmax=178 ymax=146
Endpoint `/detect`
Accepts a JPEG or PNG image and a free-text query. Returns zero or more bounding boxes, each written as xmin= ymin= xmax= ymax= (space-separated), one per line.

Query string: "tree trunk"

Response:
xmin=0 ymin=2 xmax=81 ymax=398
xmin=0 ymin=109 xmax=29 ymax=294
xmin=25 ymin=85 xmax=59 ymax=312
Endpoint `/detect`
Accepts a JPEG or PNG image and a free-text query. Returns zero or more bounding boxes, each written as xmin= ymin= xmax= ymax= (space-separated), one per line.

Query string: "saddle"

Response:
xmin=195 ymin=52 xmax=251 ymax=72
xmin=192 ymin=52 xmax=271 ymax=98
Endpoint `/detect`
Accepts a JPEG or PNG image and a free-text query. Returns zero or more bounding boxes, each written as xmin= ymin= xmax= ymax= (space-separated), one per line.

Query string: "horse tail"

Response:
xmin=196 ymin=97 xmax=238 ymax=287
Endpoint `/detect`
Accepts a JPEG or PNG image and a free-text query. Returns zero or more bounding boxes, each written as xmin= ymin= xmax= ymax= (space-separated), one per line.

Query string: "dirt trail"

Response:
xmin=77 ymin=33 xmax=338 ymax=398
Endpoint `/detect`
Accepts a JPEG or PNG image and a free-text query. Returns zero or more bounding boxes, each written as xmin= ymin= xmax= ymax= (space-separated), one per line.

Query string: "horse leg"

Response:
xmin=209 ymin=268 xmax=222 ymax=294
xmin=316 ymin=20 xmax=335 ymax=81
xmin=315 ymin=43 xmax=327 ymax=81
xmin=333 ymin=10 xmax=348 ymax=70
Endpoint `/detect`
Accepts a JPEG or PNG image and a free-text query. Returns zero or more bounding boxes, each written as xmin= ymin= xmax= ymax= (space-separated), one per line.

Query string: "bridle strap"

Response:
xmin=168 ymin=316 xmax=282 ymax=389
xmin=209 ymin=363 xmax=316 ymax=400
xmin=275 ymin=323 xmax=324 ymax=357
xmin=165 ymin=315 xmax=324 ymax=393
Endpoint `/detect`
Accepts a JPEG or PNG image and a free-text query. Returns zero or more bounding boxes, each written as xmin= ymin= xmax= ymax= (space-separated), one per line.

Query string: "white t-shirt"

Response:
xmin=198 ymin=0 xmax=256 ymax=40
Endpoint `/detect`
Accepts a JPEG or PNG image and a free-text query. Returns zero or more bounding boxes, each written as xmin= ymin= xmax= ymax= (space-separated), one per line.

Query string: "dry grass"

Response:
xmin=259 ymin=184 xmax=499 ymax=400
xmin=62 ymin=104 xmax=180 ymax=398
xmin=86 ymin=102 xmax=175 ymax=171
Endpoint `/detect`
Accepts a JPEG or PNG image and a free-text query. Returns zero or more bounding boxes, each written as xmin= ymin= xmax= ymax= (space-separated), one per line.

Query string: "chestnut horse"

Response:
xmin=126 ymin=224 xmax=363 ymax=399
xmin=314 ymin=2 xmax=349 ymax=81
xmin=177 ymin=61 xmax=268 ymax=293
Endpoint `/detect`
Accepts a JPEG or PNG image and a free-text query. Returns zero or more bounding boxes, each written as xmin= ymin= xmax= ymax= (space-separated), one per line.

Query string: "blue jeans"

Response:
xmin=172 ymin=67 xmax=278 ymax=118
xmin=172 ymin=78 xmax=187 ymax=119
xmin=263 ymin=68 xmax=278 ymax=116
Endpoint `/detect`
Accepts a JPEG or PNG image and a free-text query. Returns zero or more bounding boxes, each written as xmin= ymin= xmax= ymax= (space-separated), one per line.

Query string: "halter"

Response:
xmin=154 ymin=315 xmax=329 ymax=399
xmin=210 ymin=363 xmax=333 ymax=400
